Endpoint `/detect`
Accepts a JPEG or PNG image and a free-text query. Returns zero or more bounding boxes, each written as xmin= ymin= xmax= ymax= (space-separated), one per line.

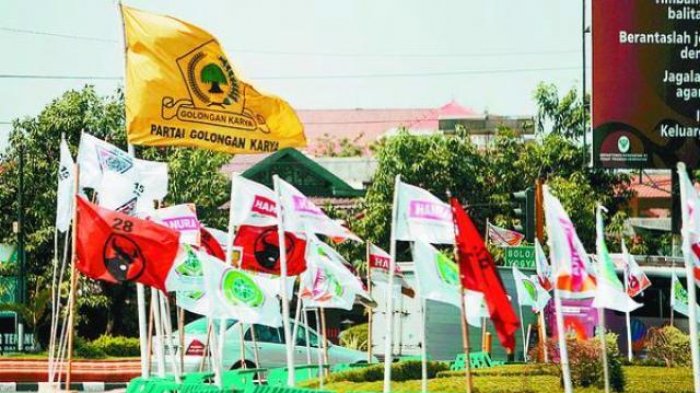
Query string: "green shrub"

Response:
xmin=326 ymin=360 xmax=449 ymax=383
xmin=645 ymin=325 xmax=692 ymax=367
xmin=89 ymin=334 xmax=140 ymax=357
xmin=73 ymin=336 xmax=107 ymax=359
xmin=338 ymin=323 xmax=368 ymax=351
xmin=565 ymin=333 xmax=624 ymax=392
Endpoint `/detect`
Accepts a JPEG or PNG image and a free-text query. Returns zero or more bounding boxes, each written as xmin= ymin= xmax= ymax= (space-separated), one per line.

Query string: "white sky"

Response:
xmin=0 ymin=0 xmax=592 ymax=149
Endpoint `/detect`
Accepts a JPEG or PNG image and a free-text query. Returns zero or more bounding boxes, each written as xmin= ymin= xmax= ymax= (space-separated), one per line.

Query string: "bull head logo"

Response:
xmin=103 ymin=234 xmax=145 ymax=282
xmin=253 ymin=228 xmax=296 ymax=270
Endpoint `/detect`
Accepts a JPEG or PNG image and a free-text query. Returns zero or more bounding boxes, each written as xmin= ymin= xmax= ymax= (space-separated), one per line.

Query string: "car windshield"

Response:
xmin=184 ymin=318 xmax=237 ymax=334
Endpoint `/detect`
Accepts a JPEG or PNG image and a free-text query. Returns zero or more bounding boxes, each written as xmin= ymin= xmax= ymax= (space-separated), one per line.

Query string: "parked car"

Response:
xmin=152 ymin=317 xmax=374 ymax=372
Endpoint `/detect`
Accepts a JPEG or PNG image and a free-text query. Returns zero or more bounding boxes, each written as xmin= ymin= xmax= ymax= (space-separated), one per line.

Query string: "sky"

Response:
xmin=0 ymin=0 xmax=591 ymax=150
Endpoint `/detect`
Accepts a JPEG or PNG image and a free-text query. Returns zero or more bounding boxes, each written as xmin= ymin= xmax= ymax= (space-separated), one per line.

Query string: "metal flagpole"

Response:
xmin=382 ymin=175 xmax=401 ymax=393
xmin=518 ymin=305 xmax=527 ymax=362
xmin=366 ymin=242 xmax=373 ymax=363
xmin=303 ymin=307 xmax=312 ymax=365
xmin=160 ymin=293 xmax=181 ymax=383
xmin=64 ymin=164 xmax=79 ymax=391
xmin=151 ymin=288 xmax=166 ymax=377
xmin=420 ymin=298 xmax=428 ymax=393
xmin=598 ymin=308 xmax=610 ymax=393
xmin=553 ymin=287 xmax=572 ymax=393
xmin=273 ymin=175 xmax=296 ymax=386
xmin=678 ymin=163 xmax=700 ymax=393
xmin=623 ymin=266 xmax=633 ymax=362
xmin=222 ymin=174 xmax=238 ymax=386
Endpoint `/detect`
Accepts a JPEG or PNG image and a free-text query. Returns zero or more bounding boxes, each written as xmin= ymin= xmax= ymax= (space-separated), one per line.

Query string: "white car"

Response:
xmin=154 ymin=318 xmax=374 ymax=372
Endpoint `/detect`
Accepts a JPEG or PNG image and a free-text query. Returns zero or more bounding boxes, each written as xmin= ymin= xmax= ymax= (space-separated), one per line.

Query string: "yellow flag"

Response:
xmin=122 ymin=6 xmax=306 ymax=154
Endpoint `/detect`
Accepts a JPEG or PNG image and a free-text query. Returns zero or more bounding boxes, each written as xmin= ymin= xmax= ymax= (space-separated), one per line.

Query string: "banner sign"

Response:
xmin=503 ymin=246 xmax=535 ymax=268
xmin=592 ymin=1 xmax=700 ymax=168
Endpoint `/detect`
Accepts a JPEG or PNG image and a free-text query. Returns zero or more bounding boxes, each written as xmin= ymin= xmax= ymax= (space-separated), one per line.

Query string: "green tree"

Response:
xmin=533 ymin=82 xmax=589 ymax=139
xmin=0 ymin=86 xmax=231 ymax=338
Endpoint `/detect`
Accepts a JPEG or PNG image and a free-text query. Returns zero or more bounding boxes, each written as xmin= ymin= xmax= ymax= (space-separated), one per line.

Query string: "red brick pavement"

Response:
xmin=0 ymin=358 xmax=141 ymax=382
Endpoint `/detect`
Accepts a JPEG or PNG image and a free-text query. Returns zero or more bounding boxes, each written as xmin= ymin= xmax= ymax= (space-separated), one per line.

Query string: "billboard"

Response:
xmin=593 ymin=1 xmax=700 ymax=169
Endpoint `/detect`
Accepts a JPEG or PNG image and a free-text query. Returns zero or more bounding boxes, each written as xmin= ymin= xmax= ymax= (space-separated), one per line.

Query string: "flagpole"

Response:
xmin=64 ymin=164 xmax=79 ymax=391
xmin=273 ymin=174 xmax=296 ymax=387
xmin=598 ymin=307 xmax=611 ymax=393
xmin=224 ymin=174 xmax=238 ymax=385
xmin=481 ymin=219 xmax=489 ymax=353
xmin=159 ymin=293 xmax=181 ymax=383
xmin=677 ymin=163 xmax=700 ymax=393
xmin=518 ymin=304 xmax=527 ymax=362
xmin=151 ymin=289 xmax=166 ymax=377
xmin=302 ymin=307 xmax=312 ymax=365
xmin=623 ymin=266 xmax=633 ymax=362
xmin=538 ymin=311 xmax=548 ymax=363
xmin=178 ymin=307 xmax=185 ymax=373
xmin=366 ymin=242 xmax=373 ymax=363
xmin=382 ymin=175 xmax=401 ymax=393
xmin=553 ymin=287 xmax=573 ymax=393
xmin=420 ymin=298 xmax=428 ymax=393
xmin=314 ymin=308 xmax=325 ymax=389
xmin=320 ymin=306 xmax=329 ymax=376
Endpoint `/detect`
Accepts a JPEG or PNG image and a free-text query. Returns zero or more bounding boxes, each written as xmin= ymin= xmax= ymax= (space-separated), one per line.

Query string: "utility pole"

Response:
xmin=535 ymin=178 xmax=544 ymax=243
xmin=16 ymin=142 xmax=26 ymax=352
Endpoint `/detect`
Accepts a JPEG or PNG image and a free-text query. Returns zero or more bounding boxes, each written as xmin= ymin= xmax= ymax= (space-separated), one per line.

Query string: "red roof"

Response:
xmin=630 ymin=173 xmax=700 ymax=199
xmin=297 ymin=100 xmax=477 ymax=155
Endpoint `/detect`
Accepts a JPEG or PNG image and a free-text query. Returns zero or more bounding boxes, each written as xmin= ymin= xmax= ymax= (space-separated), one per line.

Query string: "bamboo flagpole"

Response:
xmin=320 ymin=307 xmax=329 ymax=376
xmin=449 ymin=192 xmax=472 ymax=393
xmin=366 ymin=242 xmax=373 ymax=363
xmin=553 ymin=286 xmax=573 ymax=393
xmin=273 ymin=174 xmax=296 ymax=386
xmin=314 ymin=308 xmax=325 ymax=389
xmin=597 ymin=307 xmax=611 ymax=393
xmin=517 ymin=304 xmax=527 ymax=362
xmin=64 ymin=163 xmax=79 ymax=390
xmin=538 ymin=311 xmax=548 ymax=363
xmin=159 ymin=293 xmax=181 ymax=383
xmin=382 ymin=175 xmax=401 ymax=393
xmin=420 ymin=298 xmax=428 ymax=393
xmin=623 ymin=264 xmax=633 ymax=362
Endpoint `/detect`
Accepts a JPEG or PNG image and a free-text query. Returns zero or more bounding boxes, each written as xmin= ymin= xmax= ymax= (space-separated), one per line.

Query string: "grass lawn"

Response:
xmin=307 ymin=365 xmax=695 ymax=393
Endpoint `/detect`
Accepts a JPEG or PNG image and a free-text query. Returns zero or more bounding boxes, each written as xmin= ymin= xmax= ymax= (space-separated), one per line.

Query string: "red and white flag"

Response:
xmin=368 ymin=243 xmax=414 ymax=297
xmin=678 ymin=163 xmax=700 ymax=287
xmin=621 ymin=240 xmax=651 ymax=297
xmin=487 ymin=222 xmax=525 ymax=247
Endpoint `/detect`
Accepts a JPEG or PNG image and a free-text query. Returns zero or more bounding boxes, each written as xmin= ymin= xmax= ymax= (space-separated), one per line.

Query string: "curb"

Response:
xmin=0 ymin=382 xmax=127 ymax=392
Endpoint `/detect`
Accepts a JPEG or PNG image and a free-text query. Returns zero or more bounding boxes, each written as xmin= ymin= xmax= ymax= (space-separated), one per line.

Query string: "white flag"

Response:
xmin=230 ymin=176 xmax=278 ymax=227
xmin=592 ymin=207 xmax=641 ymax=313
xmin=671 ymin=272 xmax=700 ymax=322
xmin=56 ymin=137 xmax=75 ymax=232
xmin=512 ymin=266 xmax=551 ymax=313
xmin=543 ymin=187 xmax=597 ymax=299
xmin=395 ymin=181 xmax=454 ymax=244
xmin=201 ymin=253 xmax=282 ymax=327
xmin=412 ymin=240 xmax=461 ymax=307
xmin=166 ymin=245 xmax=205 ymax=292
xmin=77 ymin=133 xmax=168 ymax=212
xmin=621 ymin=240 xmax=651 ymax=297
xmin=678 ymin=163 xmax=700 ymax=287
xmin=368 ymin=243 xmax=413 ymax=296
xmin=177 ymin=290 xmax=210 ymax=316
xmin=534 ymin=239 xmax=553 ymax=291
xmin=154 ymin=203 xmax=201 ymax=246
xmin=300 ymin=235 xmax=367 ymax=310
xmin=277 ymin=178 xmax=360 ymax=241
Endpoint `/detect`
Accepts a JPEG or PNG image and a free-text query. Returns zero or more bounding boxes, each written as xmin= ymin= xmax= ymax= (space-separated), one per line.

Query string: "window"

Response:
xmin=184 ymin=318 xmax=236 ymax=334
xmin=292 ymin=323 xmax=320 ymax=347
xmin=245 ymin=324 xmax=283 ymax=344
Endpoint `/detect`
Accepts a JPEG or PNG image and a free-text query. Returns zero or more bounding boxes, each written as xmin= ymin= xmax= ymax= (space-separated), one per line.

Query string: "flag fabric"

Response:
xmin=121 ymin=5 xmax=306 ymax=155
xmin=77 ymin=133 xmax=168 ymax=215
xmin=395 ymin=180 xmax=454 ymax=244
xmin=451 ymin=197 xmax=519 ymax=352
xmin=166 ymin=244 xmax=205 ymax=292
xmin=154 ymin=204 xmax=201 ymax=246
xmin=487 ymin=222 xmax=525 ymax=247
xmin=543 ymin=187 xmax=597 ymax=299
xmin=230 ymin=176 xmax=278 ymax=228
xmin=671 ymin=272 xmax=700 ymax=322
xmin=276 ymin=178 xmax=360 ymax=241
xmin=412 ymin=240 xmax=462 ymax=307
xmin=200 ymin=252 xmax=282 ymax=327
xmin=678 ymin=163 xmax=700 ymax=287
xmin=464 ymin=289 xmax=490 ymax=328
xmin=233 ymin=225 xmax=307 ymax=275
xmin=512 ymin=266 xmax=551 ymax=313
xmin=299 ymin=235 xmax=369 ymax=310
xmin=56 ymin=137 xmax=75 ymax=233
xmin=621 ymin=240 xmax=651 ymax=297
xmin=200 ymin=227 xmax=226 ymax=261
xmin=592 ymin=207 xmax=642 ymax=313
xmin=75 ymin=196 xmax=180 ymax=291
xmin=177 ymin=290 xmax=210 ymax=316
xmin=534 ymin=239 xmax=553 ymax=291
xmin=368 ymin=243 xmax=414 ymax=297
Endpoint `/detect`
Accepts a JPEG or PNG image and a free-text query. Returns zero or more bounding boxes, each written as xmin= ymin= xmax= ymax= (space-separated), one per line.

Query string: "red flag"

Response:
xmin=76 ymin=196 xmax=180 ymax=291
xmin=451 ymin=198 xmax=519 ymax=352
xmin=233 ymin=225 xmax=307 ymax=276
xmin=200 ymin=227 xmax=226 ymax=261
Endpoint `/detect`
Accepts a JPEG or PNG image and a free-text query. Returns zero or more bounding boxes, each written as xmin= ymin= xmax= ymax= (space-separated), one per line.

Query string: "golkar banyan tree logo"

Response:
xmin=162 ymin=40 xmax=270 ymax=134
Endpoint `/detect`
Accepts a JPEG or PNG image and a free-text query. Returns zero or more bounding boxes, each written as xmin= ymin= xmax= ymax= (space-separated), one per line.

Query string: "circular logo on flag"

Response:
xmin=254 ymin=228 xmax=297 ymax=270
xmin=103 ymin=234 xmax=145 ymax=282
xmin=221 ymin=269 xmax=264 ymax=308
xmin=523 ymin=279 xmax=538 ymax=302
xmin=175 ymin=245 xmax=203 ymax=278
xmin=436 ymin=254 xmax=459 ymax=286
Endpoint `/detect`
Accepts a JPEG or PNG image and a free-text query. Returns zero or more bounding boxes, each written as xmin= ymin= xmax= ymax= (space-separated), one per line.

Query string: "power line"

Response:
xmin=0 ymin=65 xmax=580 ymax=82
xmin=0 ymin=26 xmax=579 ymax=59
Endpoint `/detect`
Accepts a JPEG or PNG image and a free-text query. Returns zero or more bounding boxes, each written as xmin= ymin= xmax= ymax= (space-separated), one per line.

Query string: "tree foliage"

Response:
xmin=0 ymin=86 xmax=231 ymax=337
